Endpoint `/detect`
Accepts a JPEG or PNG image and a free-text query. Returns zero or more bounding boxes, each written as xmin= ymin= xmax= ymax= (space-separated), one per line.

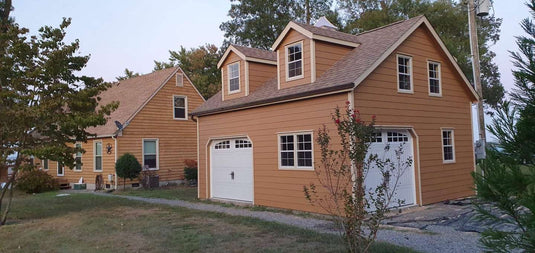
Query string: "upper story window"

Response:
xmin=176 ymin=73 xmax=183 ymax=87
xmin=286 ymin=41 xmax=303 ymax=80
xmin=279 ymin=132 xmax=313 ymax=170
xmin=397 ymin=55 xmax=413 ymax=93
xmin=428 ymin=61 xmax=441 ymax=96
xmin=173 ymin=95 xmax=187 ymax=120
xmin=74 ymin=142 xmax=82 ymax=171
xmin=442 ymin=129 xmax=455 ymax=163
xmin=94 ymin=141 xmax=102 ymax=171
xmin=228 ymin=62 xmax=240 ymax=93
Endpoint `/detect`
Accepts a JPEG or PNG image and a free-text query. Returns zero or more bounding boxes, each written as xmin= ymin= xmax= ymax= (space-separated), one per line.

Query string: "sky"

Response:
xmin=11 ymin=0 xmax=531 ymax=141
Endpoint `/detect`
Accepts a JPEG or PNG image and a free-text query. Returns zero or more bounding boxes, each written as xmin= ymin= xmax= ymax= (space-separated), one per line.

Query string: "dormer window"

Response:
xmin=286 ymin=41 xmax=303 ymax=80
xmin=228 ymin=62 xmax=240 ymax=93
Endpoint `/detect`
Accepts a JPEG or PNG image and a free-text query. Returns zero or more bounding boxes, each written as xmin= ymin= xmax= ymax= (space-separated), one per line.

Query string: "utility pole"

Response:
xmin=468 ymin=0 xmax=488 ymax=159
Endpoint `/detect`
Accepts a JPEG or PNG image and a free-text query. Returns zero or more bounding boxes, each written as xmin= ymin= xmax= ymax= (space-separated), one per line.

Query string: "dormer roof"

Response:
xmin=217 ymin=44 xmax=277 ymax=68
xmin=271 ymin=21 xmax=361 ymax=50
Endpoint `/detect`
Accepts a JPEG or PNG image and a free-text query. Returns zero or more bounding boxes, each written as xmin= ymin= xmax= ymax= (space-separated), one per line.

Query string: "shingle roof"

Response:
xmin=87 ymin=67 xmax=178 ymax=136
xmin=292 ymin=21 xmax=361 ymax=45
xmin=192 ymin=16 xmax=426 ymax=116
xmin=232 ymin=45 xmax=277 ymax=62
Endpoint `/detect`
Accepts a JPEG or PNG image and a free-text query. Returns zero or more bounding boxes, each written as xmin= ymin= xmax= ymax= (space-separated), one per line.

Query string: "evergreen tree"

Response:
xmin=0 ymin=1 xmax=117 ymax=225
xmin=115 ymin=153 xmax=142 ymax=190
xmin=115 ymin=68 xmax=140 ymax=81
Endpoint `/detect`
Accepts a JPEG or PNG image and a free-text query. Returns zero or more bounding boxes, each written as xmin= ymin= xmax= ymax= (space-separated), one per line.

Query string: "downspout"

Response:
xmin=112 ymin=135 xmax=118 ymax=190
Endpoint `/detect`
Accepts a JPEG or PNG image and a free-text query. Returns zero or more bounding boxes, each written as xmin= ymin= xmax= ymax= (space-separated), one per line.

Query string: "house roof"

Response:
xmin=217 ymin=44 xmax=277 ymax=68
xmin=87 ymin=67 xmax=180 ymax=137
xmin=193 ymin=16 xmax=478 ymax=117
xmin=271 ymin=21 xmax=361 ymax=50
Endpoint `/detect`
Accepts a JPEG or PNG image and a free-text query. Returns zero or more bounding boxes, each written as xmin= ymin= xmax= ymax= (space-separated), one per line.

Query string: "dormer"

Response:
xmin=217 ymin=45 xmax=277 ymax=101
xmin=271 ymin=18 xmax=360 ymax=89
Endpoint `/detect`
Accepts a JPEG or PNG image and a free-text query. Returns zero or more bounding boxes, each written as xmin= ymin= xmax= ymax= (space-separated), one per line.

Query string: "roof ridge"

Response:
xmin=355 ymin=15 xmax=424 ymax=36
xmin=118 ymin=66 xmax=178 ymax=83
xmin=292 ymin=20 xmax=360 ymax=39
xmin=232 ymin=44 xmax=273 ymax=52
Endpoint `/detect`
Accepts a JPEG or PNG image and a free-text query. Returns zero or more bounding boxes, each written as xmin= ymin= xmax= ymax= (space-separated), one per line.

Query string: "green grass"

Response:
xmin=0 ymin=191 xmax=419 ymax=253
xmin=113 ymin=185 xmax=198 ymax=202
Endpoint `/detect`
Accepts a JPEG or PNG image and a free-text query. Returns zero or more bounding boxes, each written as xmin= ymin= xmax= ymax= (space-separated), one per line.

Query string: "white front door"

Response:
xmin=366 ymin=129 xmax=415 ymax=207
xmin=210 ymin=138 xmax=253 ymax=202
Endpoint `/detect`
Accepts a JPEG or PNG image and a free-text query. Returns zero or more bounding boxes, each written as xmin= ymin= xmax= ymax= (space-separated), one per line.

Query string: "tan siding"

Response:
xmin=118 ymin=68 xmax=204 ymax=184
xmin=314 ymin=40 xmax=353 ymax=77
xmin=39 ymin=138 xmax=117 ymax=187
xmin=221 ymin=52 xmax=246 ymax=100
xmin=354 ymin=26 xmax=474 ymax=205
xmin=198 ymin=93 xmax=347 ymax=213
xmin=248 ymin=62 xmax=276 ymax=93
xmin=277 ymin=30 xmax=312 ymax=89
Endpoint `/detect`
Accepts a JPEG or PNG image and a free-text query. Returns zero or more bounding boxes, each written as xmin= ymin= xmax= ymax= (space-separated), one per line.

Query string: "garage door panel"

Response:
xmin=211 ymin=138 xmax=253 ymax=202
xmin=366 ymin=130 xmax=415 ymax=208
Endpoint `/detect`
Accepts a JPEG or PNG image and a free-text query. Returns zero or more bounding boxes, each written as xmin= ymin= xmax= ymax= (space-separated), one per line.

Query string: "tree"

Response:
xmin=154 ymin=44 xmax=222 ymax=99
xmin=472 ymin=1 xmax=535 ymax=251
xmin=115 ymin=68 xmax=140 ymax=81
xmin=115 ymin=153 xmax=142 ymax=190
xmin=0 ymin=2 xmax=117 ymax=225
xmin=220 ymin=0 xmax=333 ymax=50
xmin=304 ymin=105 xmax=412 ymax=252
xmin=337 ymin=0 xmax=504 ymax=111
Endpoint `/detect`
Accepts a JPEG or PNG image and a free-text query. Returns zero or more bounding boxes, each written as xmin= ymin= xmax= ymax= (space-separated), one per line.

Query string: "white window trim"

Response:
xmin=397 ymin=54 xmax=414 ymax=94
xmin=94 ymin=141 xmax=103 ymax=172
xmin=74 ymin=142 xmax=83 ymax=172
xmin=285 ymin=41 xmax=304 ymax=82
xmin=57 ymin=162 xmax=64 ymax=177
xmin=173 ymin=95 xmax=188 ymax=120
xmin=277 ymin=131 xmax=314 ymax=170
xmin=427 ymin=60 xmax=442 ymax=97
xmin=227 ymin=62 xmax=240 ymax=94
xmin=441 ymin=128 xmax=456 ymax=163
xmin=176 ymin=73 xmax=184 ymax=87
xmin=43 ymin=159 xmax=49 ymax=171
xmin=142 ymin=138 xmax=159 ymax=170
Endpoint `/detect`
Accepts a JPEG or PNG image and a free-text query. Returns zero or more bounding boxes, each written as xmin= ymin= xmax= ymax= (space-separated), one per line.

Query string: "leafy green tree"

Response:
xmin=115 ymin=153 xmax=142 ymax=190
xmin=220 ymin=0 xmax=333 ymax=50
xmin=337 ymin=0 xmax=505 ymax=110
xmin=473 ymin=1 xmax=535 ymax=251
xmin=154 ymin=44 xmax=222 ymax=99
xmin=0 ymin=1 xmax=117 ymax=225
xmin=115 ymin=68 xmax=140 ymax=81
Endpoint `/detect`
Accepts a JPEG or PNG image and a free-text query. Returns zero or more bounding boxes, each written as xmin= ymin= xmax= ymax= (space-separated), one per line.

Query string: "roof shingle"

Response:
xmin=232 ymin=45 xmax=277 ymax=62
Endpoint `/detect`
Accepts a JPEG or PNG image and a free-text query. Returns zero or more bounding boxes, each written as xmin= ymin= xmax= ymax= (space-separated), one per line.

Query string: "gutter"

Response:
xmin=192 ymin=82 xmax=354 ymax=117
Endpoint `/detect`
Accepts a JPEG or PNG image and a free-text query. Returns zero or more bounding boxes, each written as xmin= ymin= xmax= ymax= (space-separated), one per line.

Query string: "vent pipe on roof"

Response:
xmin=314 ymin=16 xmax=338 ymax=31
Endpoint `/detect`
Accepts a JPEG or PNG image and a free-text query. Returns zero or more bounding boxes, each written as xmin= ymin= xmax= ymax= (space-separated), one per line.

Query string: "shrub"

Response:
xmin=184 ymin=159 xmax=198 ymax=182
xmin=116 ymin=153 xmax=142 ymax=190
xmin=16 ymin=170 xmax=59 ymax=194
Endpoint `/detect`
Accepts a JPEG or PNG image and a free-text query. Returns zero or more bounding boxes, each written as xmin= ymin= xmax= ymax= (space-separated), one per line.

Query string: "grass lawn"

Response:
xmin=114 ymin=185 xmax=198 ymax=202
xmin=0 ymin=191 xmax=419 ymax=253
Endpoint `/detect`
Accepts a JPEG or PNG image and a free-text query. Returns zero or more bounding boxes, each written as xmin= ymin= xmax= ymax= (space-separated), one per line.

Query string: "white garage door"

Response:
xmin=211 ymin=138 xmax=253 ymax=202
xmin=366 ymin=130 xmax=415 ymax=207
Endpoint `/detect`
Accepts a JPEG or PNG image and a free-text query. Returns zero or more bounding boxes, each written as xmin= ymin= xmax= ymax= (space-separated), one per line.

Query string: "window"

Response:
xmin=94 ymin=141 xmax=102 ymax=171
xmin=176 ymin=73 xmax=183 ymax=87
xmin=143 ymin=139 xmax=158 ymax=170
xmin=286 ymin=42 xmax=303 ymax=80
xmin=397 ymin=55 xmax=412 ymax=92
xmin=74 ymin=143 xmax=82 ymax=171
xmin=428 ymin=61 xmax=441 ymax=95
xmin=173 ymin=95 xmax=187 ymax=120
xmin=214 ymin=140 xmax=230 ymax=149
xmin=370 ymin=132 xmax=383 ymax=143
xmin=43 ymin=159 xmax=49 ymax=170
xmin=235 ymin=139 xmax=252 ymax=148
xmin=228 ymin=62 xmax=240 ymax=93
xmin=442 ymin=129 xmax=455 ymax=162
xmin=279 ymin=132 xmax=313 ymax=169
xmin=57 ymin=162 xmax=64 ymax=176
xmin=387 ymin=131 xmax=409 ymax=143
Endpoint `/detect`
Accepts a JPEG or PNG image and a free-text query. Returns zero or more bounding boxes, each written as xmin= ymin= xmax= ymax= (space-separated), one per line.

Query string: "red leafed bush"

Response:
xmin=16 ymin=170 xmax=59 ymax=194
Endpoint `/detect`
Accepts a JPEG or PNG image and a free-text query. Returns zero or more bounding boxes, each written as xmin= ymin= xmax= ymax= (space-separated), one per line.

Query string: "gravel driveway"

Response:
xmin=87 ymin=192 xmax=483 ymax=252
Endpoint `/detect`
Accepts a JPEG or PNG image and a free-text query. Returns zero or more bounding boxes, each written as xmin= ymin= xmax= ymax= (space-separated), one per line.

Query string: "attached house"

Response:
xmin=191 ymin=16 xmax=478 ymax=213
xmin=37 ymin=67 xmax=205 ymax=189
